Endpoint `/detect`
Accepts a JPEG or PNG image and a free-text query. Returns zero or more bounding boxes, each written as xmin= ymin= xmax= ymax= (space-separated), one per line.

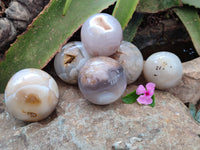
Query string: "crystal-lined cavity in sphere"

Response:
xmin=112 ymin=41 xmax=144 ymax=84
xmin=4 ymin=68 xmax=59 ymax=122
xmin=81 ymin=13 xmax=122 ymax=56
xmin=54 ymin=41 xmax=90 ymax=84
xmin=143 ymin=52 xmax=182 ymax=89
xmin=78 ymin=57 xmax=127 ymax=105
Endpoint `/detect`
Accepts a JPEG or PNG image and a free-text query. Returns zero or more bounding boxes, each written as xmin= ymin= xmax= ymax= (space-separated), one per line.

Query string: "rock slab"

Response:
xmin=0 ymin=79 xmax=200 ymax=150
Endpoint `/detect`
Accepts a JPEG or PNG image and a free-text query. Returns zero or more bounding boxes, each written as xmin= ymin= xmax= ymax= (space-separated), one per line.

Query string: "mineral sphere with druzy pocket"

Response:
xmin=81 ymin=13 xmax=122 ymax=56
xmin=78 ymin=56 xmax=127 ymax=105
xmin=54 ymin=41 xmax=90 ymax=84
xmin=111 ymin=41 xmax=144 ymax=84
xmin=4 ymin=68 xmax=59 ymax=122
xmin=143 ymin=52 xmax=182 ymax=90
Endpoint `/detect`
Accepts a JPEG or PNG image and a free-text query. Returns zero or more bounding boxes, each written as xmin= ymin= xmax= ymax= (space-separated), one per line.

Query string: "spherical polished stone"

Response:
xmin=54 ymin=41 xmax=90 ymax=84
xmin=143 ymin=52 xmax=182 ymax=90
xmin=112 ymin=41 xmax=143 ymax=84
xmin=78 ymin=56 xmax=127 ymax=105
xmin=4 ymin=68 xmax=59 ymax=122
xmin=81 ymin=13 xmax=122 ymax=56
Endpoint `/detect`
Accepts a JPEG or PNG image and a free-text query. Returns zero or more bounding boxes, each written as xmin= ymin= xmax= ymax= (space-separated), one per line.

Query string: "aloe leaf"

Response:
xmin=112 ymin=0 xmax=140 ymax=30
xmin=0 ymin=0 xmax=116 ymax=93
xmin=123 ymin=12 xmax=143 ymax=42
xmin=63 ymin=0 xmax=72 ymax=15
xmin=182 ymin=0 xmax=200 ymax=9
xmin=174 ymin=7 xmax=200 ymax=55
xmin=189 ymin=103 xmax=196 ymax=119
xmin=137 ymin=0 xmax=182 ymax=13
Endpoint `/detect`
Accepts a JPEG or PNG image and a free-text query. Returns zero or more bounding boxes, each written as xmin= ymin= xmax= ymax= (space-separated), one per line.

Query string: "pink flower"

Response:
xmin=136 ymin=82 xmax=156 ymax=105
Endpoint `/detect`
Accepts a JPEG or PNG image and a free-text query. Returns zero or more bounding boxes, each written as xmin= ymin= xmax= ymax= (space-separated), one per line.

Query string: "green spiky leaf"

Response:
xmin=112 ymin=0 xmax=140 ymax=30
xmin=136 ymin=0 xmax=182 ymax=13
xmin=174 ymin=7 xmax=200 ymax=55
xmin=182 ymin=0 xmax=200 ymax=9
xmin=63 ymin=0 xmax=72 ymax=15
xmin=123 ymin=12 xmax=144 ymax=42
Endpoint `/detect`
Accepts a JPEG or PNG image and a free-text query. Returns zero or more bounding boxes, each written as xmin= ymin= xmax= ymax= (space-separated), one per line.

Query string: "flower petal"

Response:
xmin=137 ymin=95 xmax=153 ymax=105
xmin=146 ymin=82 xmax=156 ymax=96
xmin=136 ymin=85 xmax=146 ymax=95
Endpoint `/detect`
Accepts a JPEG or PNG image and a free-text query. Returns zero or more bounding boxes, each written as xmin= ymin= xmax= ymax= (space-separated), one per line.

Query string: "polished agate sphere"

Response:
xmin=78 ymin=56 xmax=127 ymax=105
xmin=112 ymin=41 xmax=143 ymax=84
xmin=143 ymin=52 xmax=182 ymax=90
xmin=4 ymin=68 xmax=59 ymax=122
xmin=81 ymin=13 xmax=122 ymax=56
xmin=54 ymin=41 xmax=90 ymax=84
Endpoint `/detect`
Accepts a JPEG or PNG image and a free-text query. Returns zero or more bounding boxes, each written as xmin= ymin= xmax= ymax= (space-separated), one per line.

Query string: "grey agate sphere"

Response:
xmin=78 ymin=56 xmax=127 ymax=105
xmin=143 ymin=52 xmax=182 ymax=90
xmin=81 ymin=13 xmax=122 ymax=56
xmin=54 ymin=41 xmax=90 ymax=84
xmin=112 ymin=41 xmax=144 ymax=84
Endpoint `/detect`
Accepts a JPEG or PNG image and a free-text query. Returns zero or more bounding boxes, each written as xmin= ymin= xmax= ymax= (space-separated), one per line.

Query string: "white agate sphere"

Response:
xmin=78 ymin=56 xmax=127 ymax=105
xmin=143 ymin=52 xmax=182 ymax=90
xmin=54 ymin=41 xmax=90 ymax=84
xmin=112 ymin=41 xmax=143 ymax=84
xmin=4 ymin=68 xmax=59 ymax=122
xmin=81 ymin=13 xmax=122 ymax=56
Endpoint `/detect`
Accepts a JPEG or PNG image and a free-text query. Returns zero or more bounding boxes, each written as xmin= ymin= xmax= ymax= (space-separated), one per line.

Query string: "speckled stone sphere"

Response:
xmin=4 ymin=68 xmax=59 ymax=122
xmin=81 ymin=13 xmax=122 ymax=56
xmin=78 ymin=56 xmax=127 ymax=105
xmin=54 ymin=41 xmax=90 ymax=84
xmin=112 ymin=41 xmax=144 ymax=84
xmin=143 ymin=52 xmax=182 ymax=90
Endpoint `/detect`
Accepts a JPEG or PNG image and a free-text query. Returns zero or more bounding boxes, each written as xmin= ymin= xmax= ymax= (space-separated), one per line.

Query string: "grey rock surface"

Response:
xmin=0 ymin=18 xmax=16 ymax=48
xmin=5 ymin=1 xmax=31 ymax=30
xmin=168 ymin=57 xmax=200 ymax=104
xmin=0 ymin=78 xmax=200 ymax=149
xmin=0 ymin=0 xmax=49 ymax=51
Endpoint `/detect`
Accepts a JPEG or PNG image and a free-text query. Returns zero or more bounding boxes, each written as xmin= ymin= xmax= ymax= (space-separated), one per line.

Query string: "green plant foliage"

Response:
xmin=189 ymin=103 xmax=196 ymax=118
xmin=122 ymin=90 xmax=138 ymax=104
xmin=149 ymin=95 xmax=155 ymax=108
xmin=195 ymin=110 xmax=200 ymax=123
xmin=136 ymin=0 xmax=181 ymax=13
xmin=123 ymin=13 xmax=144 ymax=42
xmin=0 ymin=0 xmax=116 ymax=93
xmin=174 ymin=7 xmax=200 ymax=55
xmin=112 ymin=0 xmax=140 ymax=30
xmin=63 ymin=0 xmax=72 ymax=15
xmin=189 ymin=103 xmax=200 ymax=123
xmin=182 ymin=0 xmax=200 ymax=9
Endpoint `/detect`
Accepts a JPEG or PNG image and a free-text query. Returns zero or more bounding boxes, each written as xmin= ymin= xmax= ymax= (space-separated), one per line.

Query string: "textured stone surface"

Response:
xmin=168 ymin=57 xmax=200 ymax=104
xmin=0 ymin=77 xmax=200 ymax=149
